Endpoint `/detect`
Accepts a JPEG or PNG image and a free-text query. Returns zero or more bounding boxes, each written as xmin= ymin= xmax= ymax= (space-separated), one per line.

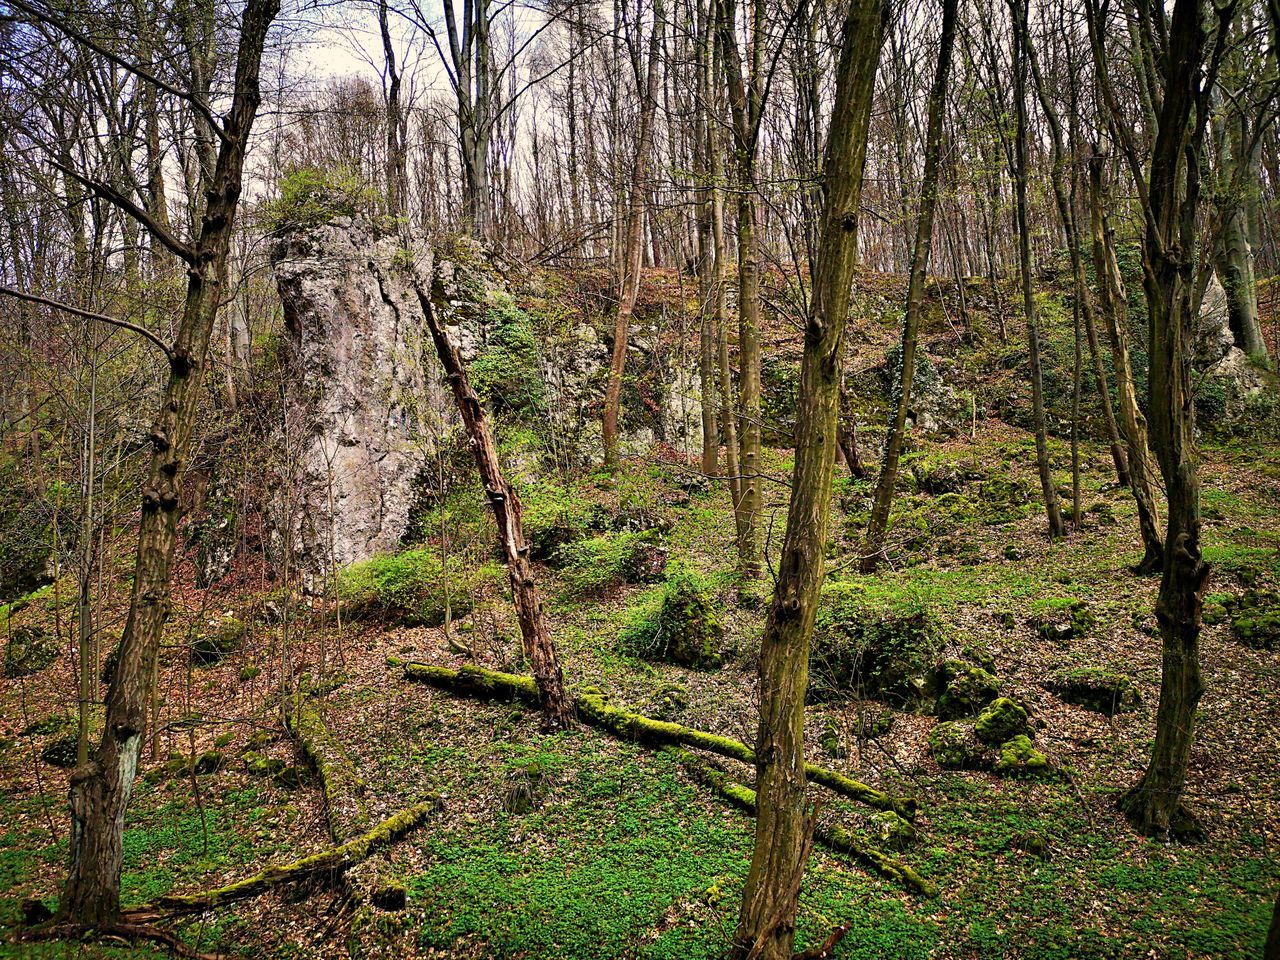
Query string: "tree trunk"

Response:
xmin=733 ymin=0 xmax=885 ymax=955
xmin=410 ymin=253 xmax=572 ymax=730
xmin=59 ymin=0 xmax=279 ymax=925
xmin=861 ymin=0 xmax=957 ymax=572
xmin=1008 ymin=0 xmax=1065 ymax=539
xmin=696 ymin=0 xmax=720 ymax=476
xmin=1111 ymin=0 xmax=1212 ymax=838
xmin=602 ymin=0 xmax=665 ymax=469
xmin=1088 ymin=150 xmax=1164 ymax=572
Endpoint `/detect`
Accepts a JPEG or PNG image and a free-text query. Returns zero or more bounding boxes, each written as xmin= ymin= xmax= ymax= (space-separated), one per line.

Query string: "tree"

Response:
xmin=733 ymin=0 xmax=886 ymax=955
xmin=4 ymin=0 xmax=284 ymax=926
xmin=862 ymin=0 xmax=959 ymax=573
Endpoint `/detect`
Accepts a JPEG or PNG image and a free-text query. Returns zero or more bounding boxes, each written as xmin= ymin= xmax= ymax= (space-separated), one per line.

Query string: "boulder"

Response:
xmin=4 ymin=626 xmax=58 ymax=679
xmin=1044 ymin=667 xmax=1139 ymax=715
xmin=974 ymin=697 xmax=1030 ymax=745
xmin=935 ymin=661 xmax=1000 ymax=719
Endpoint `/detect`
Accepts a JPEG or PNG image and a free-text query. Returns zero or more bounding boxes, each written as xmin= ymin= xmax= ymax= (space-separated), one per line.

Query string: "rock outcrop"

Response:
xmin=272 ymin=219 xmax=441 ymax=579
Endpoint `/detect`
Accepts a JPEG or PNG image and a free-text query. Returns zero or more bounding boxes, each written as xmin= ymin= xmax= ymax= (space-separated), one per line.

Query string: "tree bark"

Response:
xmin=409 ymin=254 xmax=572 ymax=729
xmin=862 ymin=0 xmax=957 ymax=572
xmin=1088 ymin=150 xmax=1164 ymax=572
xmin=733 ymin=0 xmax=885 ymax=955
xmin=59 ymin=0 xmax=279 ymax=926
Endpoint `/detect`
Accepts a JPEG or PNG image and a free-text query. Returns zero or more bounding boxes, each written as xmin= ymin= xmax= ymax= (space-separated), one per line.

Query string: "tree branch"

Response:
xmin=0 ymin=285 xmax=174 ymax=362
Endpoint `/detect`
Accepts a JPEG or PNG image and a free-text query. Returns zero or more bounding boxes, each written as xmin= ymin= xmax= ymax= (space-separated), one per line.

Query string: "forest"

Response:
xmin=0 ymin=0 xmax=1278 ymax=955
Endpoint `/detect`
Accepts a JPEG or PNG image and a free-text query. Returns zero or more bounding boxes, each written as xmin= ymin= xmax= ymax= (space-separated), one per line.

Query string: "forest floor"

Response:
xmin=1 ymin=415 xmax=1278 ymax=960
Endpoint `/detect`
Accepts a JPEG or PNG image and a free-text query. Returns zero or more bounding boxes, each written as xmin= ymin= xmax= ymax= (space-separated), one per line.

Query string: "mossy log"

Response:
xmin=285 ymin=695 xmax=371 ymax=840
xmin=671 ymin=749 xmax=936 ymax=898
xmin=130 ymin=801 xmax=436 ymax=917
xmin=403 ymin=662 xmax=915 ymax=817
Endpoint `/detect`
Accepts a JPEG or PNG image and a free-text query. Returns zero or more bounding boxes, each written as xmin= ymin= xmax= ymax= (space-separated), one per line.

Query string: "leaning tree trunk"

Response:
xmin=733 ymin=0 xmax=885 ymax=955
xmin=1008 ymin=0 xmax=1065 ymax=539
xmin=59 ymin=0 xmax=279 ymax=926
xmin=861 ymin=0 xmax=957 ymax=573
xmin=410 ymin=255 xmax=572 ymax=729
xmin=1088 ymin=151 xmax=1164 ymax=572
xmin=1114 ymin=0 xmax=1212 ymax=837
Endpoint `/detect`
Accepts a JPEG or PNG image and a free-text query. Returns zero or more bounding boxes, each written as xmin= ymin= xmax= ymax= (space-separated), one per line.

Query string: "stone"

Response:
xmin=1044 ymin=667 xmax=1139 ymax=715
xmin=994 ymin=735 xmax=1051 ymax=776
xmin=4 ymin=626 xmax=58 ymax=678
xmin=935 ymin=661 xmax=1000 ymax=719
xmin=974 ymin=697 xmax=1030 ymax=745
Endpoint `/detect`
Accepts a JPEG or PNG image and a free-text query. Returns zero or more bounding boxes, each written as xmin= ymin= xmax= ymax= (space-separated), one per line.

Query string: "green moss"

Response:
xmin=1044 ymin=667 xmax=1139 ymax=715
xmin=40 ymin=733 xmax=78 ymax=768
xmin=928 ymin=721 xmax=985 ymax=770
xmin=470 ymin=294 xmax=548 ymax=419
xmin=974 ymin=697 xmax=1030 ymax=745
xmin=617 ymin=566 xmax=722 ymax=668
xmin=261 ymin=165 xmax=382 ymax=232
xmin=994 ymin=736 xmax=1051 ymax=777
xmin=810 ymin=580 xmax=943 ymax=704
xmin=190 ymin=617 xmax=246 ymax=666
xmin=556 ymin=529 xmax=667 ymax=597
xmin=338 ymin=549 xmax=503 ymax=627
xmin=936 ymin=661 xmax=1000 ymax=719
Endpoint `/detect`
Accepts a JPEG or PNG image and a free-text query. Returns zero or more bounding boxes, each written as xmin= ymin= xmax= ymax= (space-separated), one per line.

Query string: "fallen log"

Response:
xmin=127 ymin=801 xmax=436 ymax=918
xmin=670 ymin=748 xmax=937 ymax=898
xmin=402 ymin=662 xmax=916 ymax=818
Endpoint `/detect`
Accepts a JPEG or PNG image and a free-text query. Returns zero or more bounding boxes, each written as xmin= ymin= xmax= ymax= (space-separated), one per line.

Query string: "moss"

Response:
xmin=820 ymin=716 xmax=846 ymax=759
xmin=1044 ymin=667 xmax=1139 ymax=715
xmin=22 ymin=712 xmax=73 ymax=737
xmin=935 ymin=661 xmax=1000 ymax=719
xmin=338 ymin=549 xmax=503 ymax=627
xmin=1226 ymin=590 xmax=1280 ymax=649
xmin=1028 ymin=598 xmax=1094 ymax=642
xmin=872 ymin=810 xmax=918 ymax=851
xmin=617 ymin=565 xmax=722 ymax=668
xmin=994 ymin=735 xmax=1051 ymax=777
xmin=191 ymin=617 xmax=247 ymax=666
xmin=3 ymin=625 xmax=58 ymax=678
xmin=928 ymin=720 xmax=986 ymax=770
xmin=260 ymin=165 xmax=382 ymax=232
xmin=649 ymin=682 xmax=689 ymax=722
xmin=470 ymin=294 xmax=548 ymax=419
xmin=809 ymin=580 xmax=943 ymax=704
xmin=974 ymin=697 xmax=1030 ymax=745
xmin=555 ymin=529 xmax=667 ymax=597
xmin=243 ymin=752 xmax=286 ymax=778
xmin=855 ymin=709 xmax=895 ymax=740
xmin=239 ymin=665 xmax=261 ymax=682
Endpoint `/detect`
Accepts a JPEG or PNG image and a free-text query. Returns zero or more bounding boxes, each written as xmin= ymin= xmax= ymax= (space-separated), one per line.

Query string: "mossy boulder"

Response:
xmin=243 ymin=752 xmax=287 ymax=778
xmin=649 ymin=682 xmax=690 ymax=721
xmin=1044 ymin=667 xmax=1139 ymax=715
xmin=337 ymin=549 xmax=502 ymax=627
xmin=855 ymin=709 xmax=895 ymax=740
xmin=935 ymin=660 xmax=1000 ymax=719
xmin=4 ymin=626 xmax=58 ymax=678
xmin=994 ymin=735 xmax=1051 ymax=776
xmin=872 ymin=810 xmax=917 ymax=851
xmin=809 ymin=581 xmax=943 ymax=704
xmin=1027 ymin=598 xmax=1093 ymax=643
xmin=556 ymin=529 xmax=668 ymax=597
xmin=820 ymin=716 xmax=846 ymax=759
xmin=502 ymin=761 xmax=549 ymax=815
xmin=928 ymin=720 xmax=988 ymax=770
xmin=190 ymin=617 xmax=247 ymax=666
xmin=1226 ymin=590 xmax=1280 ymax=650
xmin=618 ymin=566 xmax=722 ymax=668
xmin=974 ymin=697 xmax=1030 ymax=745
xmin=40 ymin=734 xmax=79 ymax=768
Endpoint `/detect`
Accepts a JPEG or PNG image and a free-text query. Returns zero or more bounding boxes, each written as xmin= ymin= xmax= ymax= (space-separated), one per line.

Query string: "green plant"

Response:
xmin=337 ymin=549 xmax=503 ymax=626
xmin=471 ymin=295 xmax=547 ymax=419
xmin=556 ymin=530 xmax=667 ymax=597
xmin=618 ymin=565 xmax=722 ymax=668
xmin=261 ymin=165 xmax=381 ymax=232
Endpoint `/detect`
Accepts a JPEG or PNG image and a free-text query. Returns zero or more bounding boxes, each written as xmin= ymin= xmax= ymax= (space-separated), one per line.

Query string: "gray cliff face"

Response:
xmin=272 ymin=218 xmax=441 ymax=579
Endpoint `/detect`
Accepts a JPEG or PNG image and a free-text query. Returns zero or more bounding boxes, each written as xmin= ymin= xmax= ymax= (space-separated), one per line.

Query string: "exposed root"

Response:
xmin=11 ymin=920 xmax=223 ymax=960
xmin=670 ymin=747 xmax=938 ymax=898
xmin=403 ymin=662 xmax=916 ymax=818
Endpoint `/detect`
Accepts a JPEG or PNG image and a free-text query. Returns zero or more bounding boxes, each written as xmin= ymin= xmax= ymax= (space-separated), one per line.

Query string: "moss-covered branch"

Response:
xmin=130 ymin=801 xmax=437 ymax=917
xmin=670 ymin=749 xmax=937 ymax=897
xmin=403 ymin=662 xmax=916 ymax=817
xmin=285 ymin=694 xmax=371 ymax=841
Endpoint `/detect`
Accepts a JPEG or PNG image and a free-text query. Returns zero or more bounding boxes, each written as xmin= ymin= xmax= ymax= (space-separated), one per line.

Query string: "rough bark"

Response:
xmin=1106 ymin=0 xmax=1214 ymax=838
xmin=862 ymin=0 xmax=957 ymax=572
xmin=58 ymin=0 xmax=279 ymax=926
xmin=408 ymin=255 xmax=572 ymax=729
xmin=734 ymin=0 xmax=885 ymax=954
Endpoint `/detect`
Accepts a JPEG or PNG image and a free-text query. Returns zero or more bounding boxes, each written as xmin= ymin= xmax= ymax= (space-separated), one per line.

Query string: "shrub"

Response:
xmin=471 ymin=296 xmax=547 ymax=419
xmin=337 ymin=549 xmax=503 ymax=626
xmin=809 ymin=582 xmax=943 ymax=704
xmin=556 ymin=530 xmax=667 ymax=597
xmin=618 ymin=566 xmax=722 ymax=668
xmin=520 ymin=477 xmax=606 ymax=560
xmin=262 ymin=165 xmax=381 ymax=232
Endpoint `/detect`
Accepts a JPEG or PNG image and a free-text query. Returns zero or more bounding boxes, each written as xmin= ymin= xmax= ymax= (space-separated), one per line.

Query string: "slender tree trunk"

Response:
xmin=1088 ymin=150 xmax=1164 ymax=572
xmin=862 ymin=0 xmax=957 ymax=572
xmin=409 ymin=253 xmax=572 ymax=729
xmin=59 ymin=0 xmax=279 ymax=924
xmin=696 ymin=0 xmax=720 ymax=476
xmin=602 ymin=0 xmax=665 ymax=469
xmin=1214 ymin=112 xmax=1266 ymax=357
xmin=733 ymin=0 xmax=885 ymax=955
xmin=1008 ymin=0 xmax=1065 ymax=539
